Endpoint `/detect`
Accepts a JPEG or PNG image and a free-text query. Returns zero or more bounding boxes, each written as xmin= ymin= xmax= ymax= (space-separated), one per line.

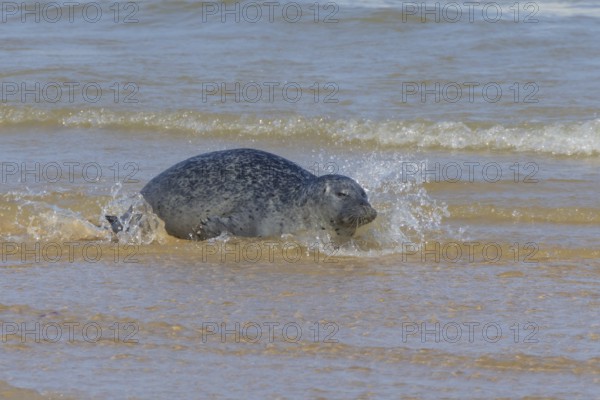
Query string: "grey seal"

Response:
xmin=107 ymin=148 xmax=377 ymax=241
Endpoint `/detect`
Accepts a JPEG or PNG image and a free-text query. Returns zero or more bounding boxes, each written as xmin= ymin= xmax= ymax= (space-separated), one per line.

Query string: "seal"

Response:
xmin=107 ymin=148 xmax=377 ymax=241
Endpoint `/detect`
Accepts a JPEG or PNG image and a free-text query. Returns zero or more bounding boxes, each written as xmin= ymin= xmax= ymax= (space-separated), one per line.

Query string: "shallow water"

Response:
xmin=1 ymin=0 xmax=600 ymax=398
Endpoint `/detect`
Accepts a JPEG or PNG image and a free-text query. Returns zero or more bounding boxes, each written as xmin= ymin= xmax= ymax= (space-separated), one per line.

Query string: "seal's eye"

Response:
xmin=336 ymin=191 xmax=348 ymax=198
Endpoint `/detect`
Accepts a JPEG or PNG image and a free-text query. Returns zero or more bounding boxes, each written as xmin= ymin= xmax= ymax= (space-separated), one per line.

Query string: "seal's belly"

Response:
xmin=142 ymin=187 xmax=298 ymax=240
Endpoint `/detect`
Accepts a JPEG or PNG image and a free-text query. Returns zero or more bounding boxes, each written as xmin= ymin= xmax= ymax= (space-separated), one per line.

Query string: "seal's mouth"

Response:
xmin=340 ymin=204 xmax=377 ymax=227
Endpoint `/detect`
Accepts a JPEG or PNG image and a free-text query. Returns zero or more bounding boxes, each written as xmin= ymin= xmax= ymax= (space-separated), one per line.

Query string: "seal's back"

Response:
xmin=140 ymin=148 xmax=316 ymax=239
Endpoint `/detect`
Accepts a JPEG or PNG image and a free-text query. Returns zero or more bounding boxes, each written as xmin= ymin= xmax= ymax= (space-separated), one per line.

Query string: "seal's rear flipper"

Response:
xmin=106 ymin=215 xmax=124 ymax=233
xmin=106 ymin=211 xmax=144 ymax=234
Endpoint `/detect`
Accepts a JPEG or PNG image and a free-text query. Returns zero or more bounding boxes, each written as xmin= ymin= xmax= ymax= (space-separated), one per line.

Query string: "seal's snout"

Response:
xmin=340 ymin=202 xmax=377 ymax=228
xmin=357 ymin=198 xmax=377 ymax=222
xmin=361 ymin=204 xmax=377 ymax=225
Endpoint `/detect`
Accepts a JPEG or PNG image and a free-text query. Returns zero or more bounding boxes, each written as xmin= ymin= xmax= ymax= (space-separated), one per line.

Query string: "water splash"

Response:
xmin=101 ymin=184 xmax=167 ymax=245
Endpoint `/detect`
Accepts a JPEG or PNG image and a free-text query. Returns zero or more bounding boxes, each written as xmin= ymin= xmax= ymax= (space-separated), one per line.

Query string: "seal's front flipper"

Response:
xmin=193 ymin=216 xmax=226 ymax=240
xmin=194 ymin=214 xmax=256 ymax=240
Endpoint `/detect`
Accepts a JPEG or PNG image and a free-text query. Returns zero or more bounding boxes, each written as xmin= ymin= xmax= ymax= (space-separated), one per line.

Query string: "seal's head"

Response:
xmin=309 ymin=175 xmax=377 ymax=238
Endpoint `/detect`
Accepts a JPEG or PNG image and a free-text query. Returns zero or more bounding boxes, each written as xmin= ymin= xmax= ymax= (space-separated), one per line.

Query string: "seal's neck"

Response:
xmin=293 ymin=178 xmax=319 ymax=206
xmin=289 ymin=178 xmax=327 ymax=227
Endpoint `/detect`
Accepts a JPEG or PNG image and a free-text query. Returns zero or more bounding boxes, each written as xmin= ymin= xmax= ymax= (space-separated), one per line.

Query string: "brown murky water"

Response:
xmin=2 ymin=0 xmax=600 ymax=398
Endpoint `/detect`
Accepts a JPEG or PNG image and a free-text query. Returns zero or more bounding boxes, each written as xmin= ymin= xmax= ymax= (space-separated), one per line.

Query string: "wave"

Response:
xmin=2 ymin=106 xmax=599 ymax=157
